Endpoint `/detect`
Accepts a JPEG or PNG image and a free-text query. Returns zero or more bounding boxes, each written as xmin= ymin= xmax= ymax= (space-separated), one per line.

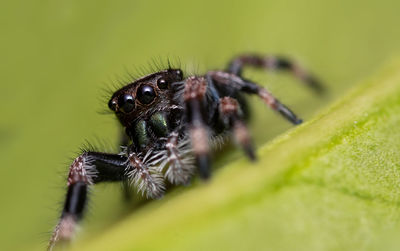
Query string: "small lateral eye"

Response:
xmin=118 ymin=94 xmax=135 ymax=113
xmin=137 ymin=85 xmax=156 ymax=104
xmin=175 ymin=69 xmax=183 ymax=80
xmin=108 ymin=99 xmax=117 ymax=111
xmin=157 ymin=78 xmax=168 ymax=89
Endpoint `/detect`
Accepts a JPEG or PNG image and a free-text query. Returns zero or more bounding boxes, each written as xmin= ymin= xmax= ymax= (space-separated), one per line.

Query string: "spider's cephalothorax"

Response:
xmin=108 ymin=69 xmax=185 ymax=151
xmin=48 ymin=54 xmax=323 ymax=250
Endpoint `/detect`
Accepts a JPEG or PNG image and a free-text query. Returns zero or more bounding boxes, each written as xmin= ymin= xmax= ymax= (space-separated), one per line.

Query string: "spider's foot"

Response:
xmin=294 ymin=119 xmax=303 ymax=125
xmin=243 ymin=144 xmax=256 ymax=161
xmin=197 ymin=154 xmax=211 ymax=180
xmin=48 ymin=215 xmax=77 ymax=251
xmin=276 ymin=103 xmax=303 ymax=125
xmin=232 ymin=121 xmax=256 ymax=161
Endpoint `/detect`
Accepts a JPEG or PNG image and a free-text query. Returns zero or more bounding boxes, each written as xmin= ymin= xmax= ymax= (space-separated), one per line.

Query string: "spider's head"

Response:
xmin=108 ymin=69 xmax=183 ymax=128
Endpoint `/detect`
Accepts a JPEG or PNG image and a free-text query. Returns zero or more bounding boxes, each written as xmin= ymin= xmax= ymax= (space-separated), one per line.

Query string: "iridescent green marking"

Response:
xmin=150 ymin=112 xmax=169 ymax=137
xmin=135 ymin=120 xmax=149 ymax=148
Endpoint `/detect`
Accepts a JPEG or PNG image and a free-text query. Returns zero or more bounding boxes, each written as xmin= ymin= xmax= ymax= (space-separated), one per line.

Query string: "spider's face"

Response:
xmin=108 ymin=69 xmax=183 ymax=127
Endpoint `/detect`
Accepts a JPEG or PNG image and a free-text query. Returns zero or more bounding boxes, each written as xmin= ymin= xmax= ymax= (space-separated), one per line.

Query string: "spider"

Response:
xmin=48 ymin=53 xmax=322 ymax=250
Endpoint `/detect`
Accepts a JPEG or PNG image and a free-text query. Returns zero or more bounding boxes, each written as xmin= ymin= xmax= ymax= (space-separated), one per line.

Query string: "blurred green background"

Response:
xmin=1 ymin=0 xmax=400 ymax=250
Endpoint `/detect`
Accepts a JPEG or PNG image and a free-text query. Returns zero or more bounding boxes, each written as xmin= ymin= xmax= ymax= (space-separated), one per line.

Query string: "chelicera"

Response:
xmin=48 ymin=54 xmax=322 ymax=250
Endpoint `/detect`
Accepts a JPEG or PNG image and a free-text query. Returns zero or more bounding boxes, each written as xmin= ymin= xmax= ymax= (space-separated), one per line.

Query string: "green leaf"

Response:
xmin=67 ymin=59 xmax=400 ymax=251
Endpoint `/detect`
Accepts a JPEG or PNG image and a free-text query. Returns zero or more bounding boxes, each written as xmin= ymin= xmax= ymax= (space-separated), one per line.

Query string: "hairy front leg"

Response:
xmin=156 ymin=132 xmax=195 ymax=185
xmin=126 ymin=151 xmax=165 ymax=198
xmin=48 ymin=152 xmax=127 ymax=250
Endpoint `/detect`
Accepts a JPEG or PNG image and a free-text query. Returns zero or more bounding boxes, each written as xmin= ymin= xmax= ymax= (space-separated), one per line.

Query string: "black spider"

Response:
xmin=48 ymin=53 xmax=323 ymax=250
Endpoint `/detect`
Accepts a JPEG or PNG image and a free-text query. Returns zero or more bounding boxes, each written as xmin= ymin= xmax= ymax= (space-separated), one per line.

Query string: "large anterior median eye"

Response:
xmin=137 ymin=85 xmax=156 ymax=104
xmin=118 ymin=94 xmax=135 ymax=113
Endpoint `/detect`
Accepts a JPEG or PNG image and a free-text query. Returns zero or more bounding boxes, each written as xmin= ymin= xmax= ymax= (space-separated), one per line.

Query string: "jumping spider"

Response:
xmin=48 ymin=54 xmax=322 ymax=250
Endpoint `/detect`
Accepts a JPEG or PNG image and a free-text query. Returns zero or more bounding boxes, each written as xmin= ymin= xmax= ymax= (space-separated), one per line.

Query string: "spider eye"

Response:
xmin=118 ymin=94 xmax=135 ymax=113
xmin=108 ymin=99 xmax=117 ymax=111
xmin=137 ymin=85 xmax=156 ymax=104
xmin=157 ymin=78 xmax=168 ymax=89
xmin=175 ymin=70 xmax=183 ymax=80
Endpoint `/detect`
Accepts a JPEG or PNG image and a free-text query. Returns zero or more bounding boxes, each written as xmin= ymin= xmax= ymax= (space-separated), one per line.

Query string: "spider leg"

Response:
xmin=219 ymin=96 xmax=255 ymax=160
xmin=118 ymin=130 xmax=132 ymax=201
xmin=183 ymin=76 xmax=213 ymax=179
xmin=207 ymin=71 xmax=302 ymax=125
xmin=48 ymin=152 xmax=127 ymax=251
xmin=126 ymin=151 xmax=165 ymax=198
xmin=158 ymin=131 xmax=195 ymax=185
xmin=227 ymin=54 xmax=324 ymax=93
